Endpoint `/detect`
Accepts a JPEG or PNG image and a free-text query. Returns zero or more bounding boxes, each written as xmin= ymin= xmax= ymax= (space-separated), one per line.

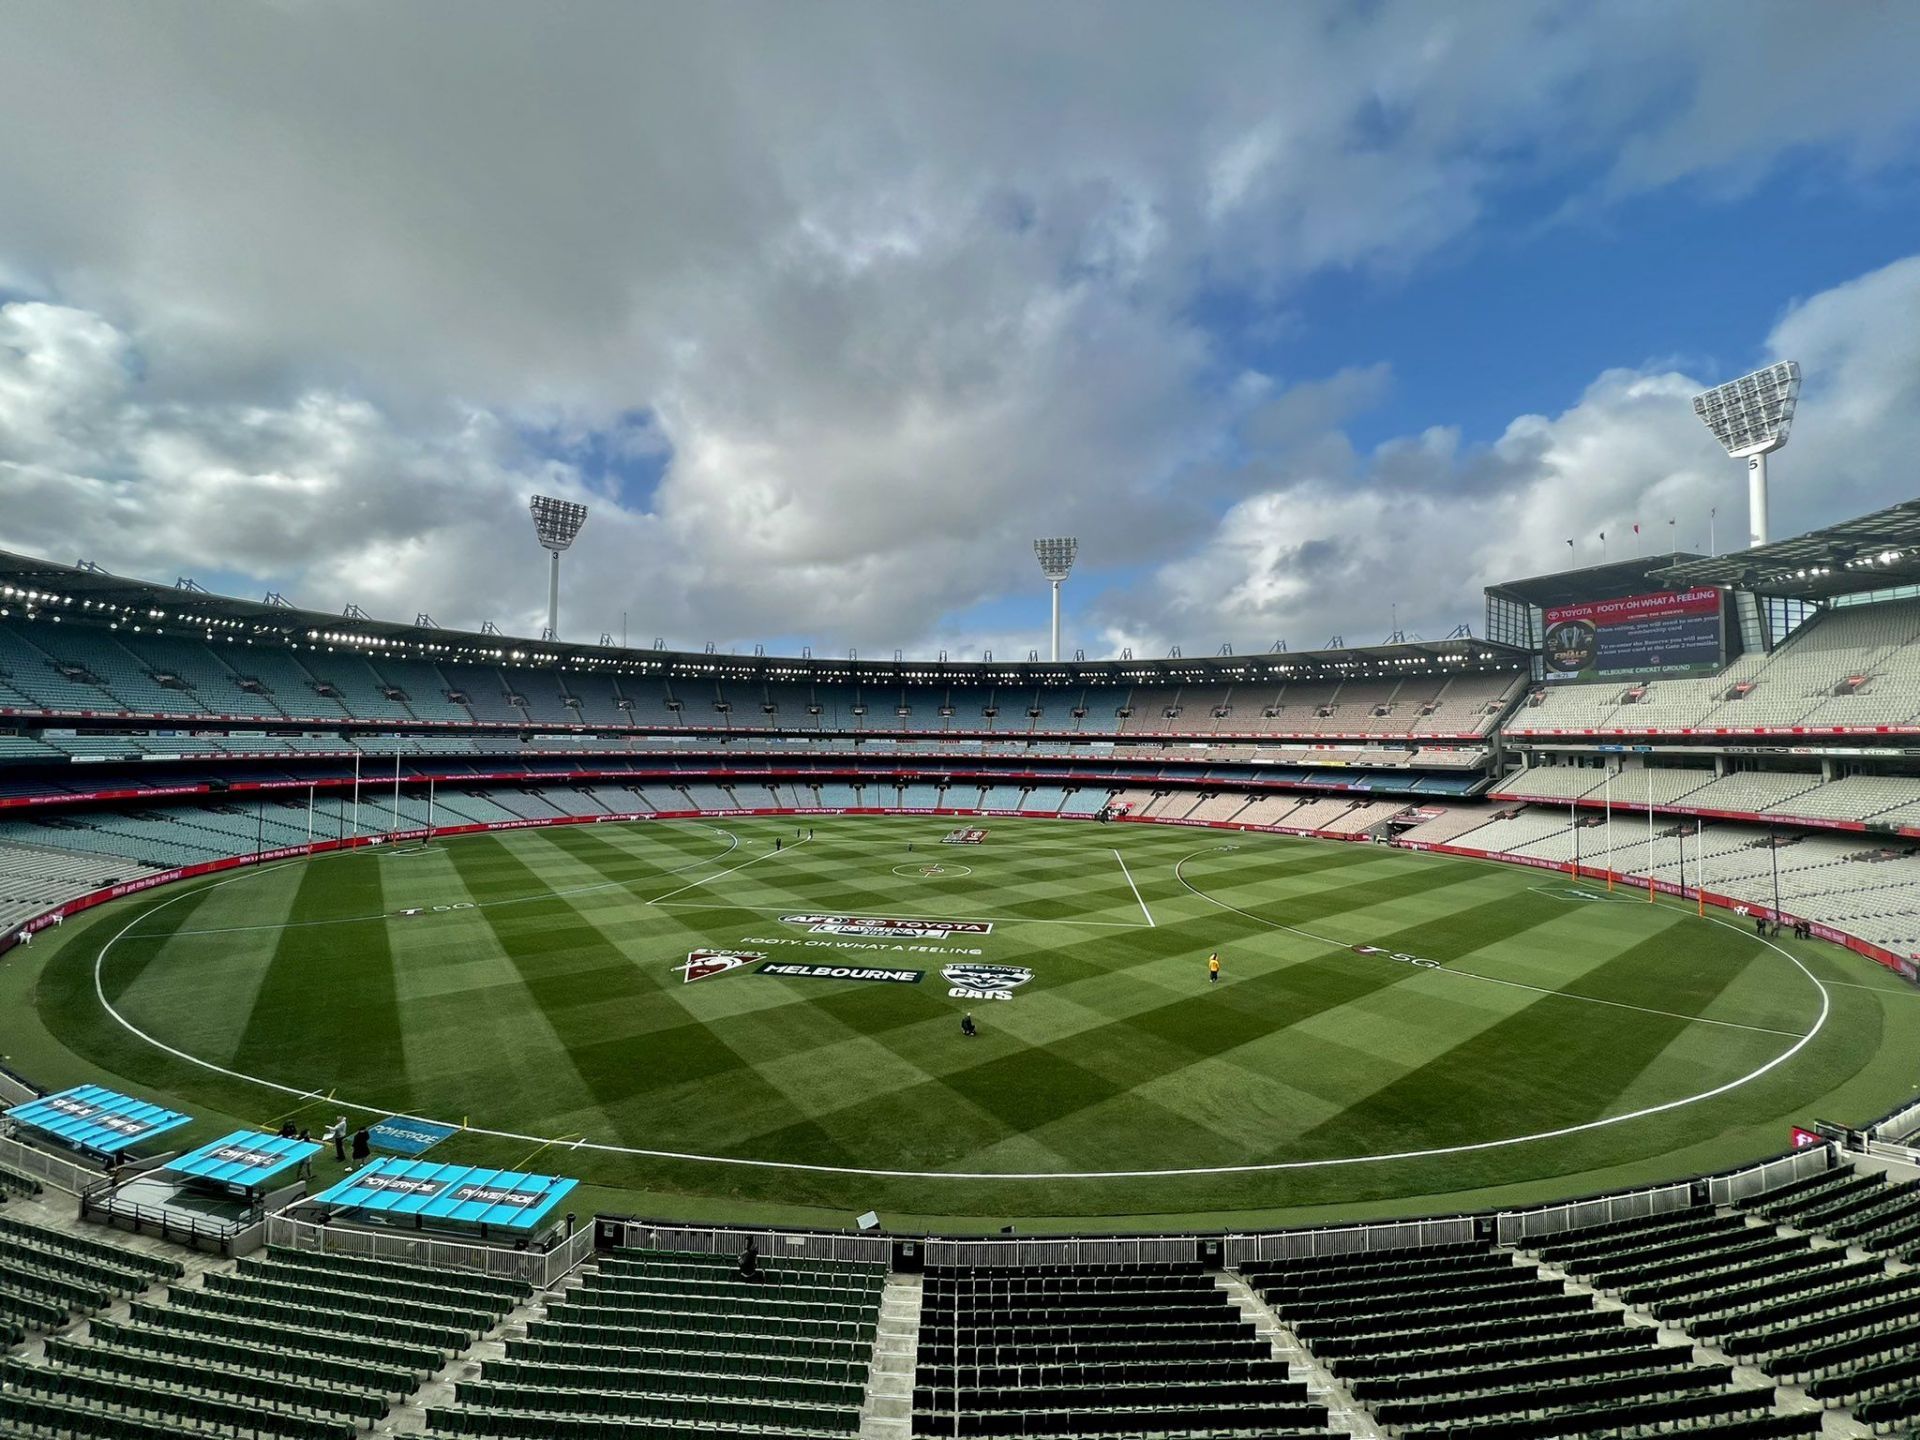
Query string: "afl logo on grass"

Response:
xmin=943 ymin=962 xmax=1034 ymax=1001
xmin=676 ymin=950 xmax=764 ymax=984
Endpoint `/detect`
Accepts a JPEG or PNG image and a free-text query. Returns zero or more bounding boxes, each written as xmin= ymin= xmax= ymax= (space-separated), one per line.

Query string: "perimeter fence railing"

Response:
xmin=1708 ymin=1146 xmax=1835 ymax=1205
xmin=1870 ymin=1097 xmax=1920 ymax=1144
xmin=267 ymin=1213 xmax=594 ymax=1290
xmin=927 ymin=1235 xmax=1198 ymax=1269
xmin=597 ymin=1218 xmax=891 ymax=1267
xmin=1226 ymin=1215 xmax=1477 ymax=1267
xmin=1496 ymin=1145 xmax=1834 ymax=1247
xmin=0 ymin=1071 xmax=40 ymax=1109
xmin=588 ymin=1146 xmax=1843 ymax=1274
xmin=0 ymin=1133 xmax=105 ymax=1197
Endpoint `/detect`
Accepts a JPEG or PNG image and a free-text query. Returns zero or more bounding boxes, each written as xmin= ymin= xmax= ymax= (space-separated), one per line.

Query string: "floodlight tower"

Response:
xmin=528 ymin=495 xmax=589 ymax=641
xmin=1033 ymin=537 xmax=1078 ymax=663
xmin=1691 ymin=361 xmax=1800 ymax=549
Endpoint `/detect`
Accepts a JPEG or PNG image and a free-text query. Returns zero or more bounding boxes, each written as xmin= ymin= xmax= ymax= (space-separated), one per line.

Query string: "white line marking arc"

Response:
xmin=83 ymin=822 xmax=1831 ymax=1183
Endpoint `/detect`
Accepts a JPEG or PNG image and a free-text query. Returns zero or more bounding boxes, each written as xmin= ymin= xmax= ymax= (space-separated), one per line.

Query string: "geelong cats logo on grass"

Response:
xmin=676 ymin=950 xmax=764 ymax=983
xmin=943 ymin=962 xmax=1034 ymax=1000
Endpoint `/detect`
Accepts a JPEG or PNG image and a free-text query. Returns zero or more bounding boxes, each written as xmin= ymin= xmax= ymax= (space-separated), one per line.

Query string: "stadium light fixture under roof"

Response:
xmin=528 ymin=495 xmax=589 ymax=642
xmin=1034 ymin=537 xmax=1078 ymax=663
xmin=1691 ymin=361 xmax=1800 ymax=551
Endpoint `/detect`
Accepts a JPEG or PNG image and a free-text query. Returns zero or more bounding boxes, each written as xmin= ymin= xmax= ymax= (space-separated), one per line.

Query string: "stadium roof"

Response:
xmin=308 ymin=1156 xmax=577 ymax=1233
xmin=5 ymin=1084 xmax=191 ymax=1158
xmin=1649 ymin=499 xmax=1920 ymax=601
xmin=1484 ymin=553 xmax=1707 ymax=611
xmin=0 ymin=549 xmax=1528 ymax=684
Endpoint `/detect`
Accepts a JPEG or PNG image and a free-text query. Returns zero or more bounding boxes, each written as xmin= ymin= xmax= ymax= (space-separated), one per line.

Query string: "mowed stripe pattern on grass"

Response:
xmin=97 ymin=819 xmax=1818 ymax=1188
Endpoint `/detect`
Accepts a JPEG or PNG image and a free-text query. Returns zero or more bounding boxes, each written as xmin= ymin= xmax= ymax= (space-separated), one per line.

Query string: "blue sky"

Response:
xmin=1 ymin=4 xmax=1917 ymax=658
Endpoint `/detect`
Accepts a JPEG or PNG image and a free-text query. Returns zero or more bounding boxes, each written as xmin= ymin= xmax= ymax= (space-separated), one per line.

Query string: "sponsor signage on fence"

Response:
xmin=1790 ymin=1126 xmax=1826 ymax=1149
xmin=781 ymin=913 xmax=994 ymax=939
xmin=757 ymin=962 xmax=925 ymax=985
xmin=943 ymin=962 xmax=1034 ymax=1000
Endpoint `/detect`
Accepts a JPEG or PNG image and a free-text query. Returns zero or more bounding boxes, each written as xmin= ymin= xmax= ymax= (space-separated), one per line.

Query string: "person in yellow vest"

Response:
xmin=1208 ymin=953 xmax=1221 ymax=985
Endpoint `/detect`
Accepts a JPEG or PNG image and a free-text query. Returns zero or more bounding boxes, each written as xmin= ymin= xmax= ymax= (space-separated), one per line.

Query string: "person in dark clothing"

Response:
xmin=351 ymin=1127 xmax=371 ymax=1163
xmin=1755 ymin=915 xmax=1766 ymax=936
xmin=737 ymin=1239 xmax=760 ymax=1281
xmin=961 ymin=1012 xmax=977 ymax=1038
xmin=278 ymin=1120 xmax=297 ymax=1139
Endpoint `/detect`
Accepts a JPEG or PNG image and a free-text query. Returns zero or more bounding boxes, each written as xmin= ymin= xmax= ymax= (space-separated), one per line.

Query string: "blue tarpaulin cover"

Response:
xmin=163 ymin=1130 xmax=321 ymax=1190
xmin=5 ymin=1084 xmax=190 ymax=1157
xmin=309 ymin=1156 xmax=577 ymax=1232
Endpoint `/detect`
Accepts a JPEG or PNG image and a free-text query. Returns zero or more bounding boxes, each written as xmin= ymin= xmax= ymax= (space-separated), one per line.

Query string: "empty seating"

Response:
xmin=1248 ymin=1240 xmax=1781 ymax=1440
xmin=914 ymin=1261 xmax=1323 ymax=1438
xmin=427 ymin=1247 xmax=884 ymax=1439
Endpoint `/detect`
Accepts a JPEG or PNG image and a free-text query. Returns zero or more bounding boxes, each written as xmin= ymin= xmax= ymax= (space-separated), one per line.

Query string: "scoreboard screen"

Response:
xmin=1542 ymin=587 xmax=1725 ymax=684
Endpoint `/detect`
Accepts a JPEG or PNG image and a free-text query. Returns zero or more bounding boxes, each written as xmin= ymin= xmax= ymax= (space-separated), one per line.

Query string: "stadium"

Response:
xmin=3 ymin=7 xmax=1920 ymax=1440
xmin=4 ymin=498 xmax=1920 ymax=1436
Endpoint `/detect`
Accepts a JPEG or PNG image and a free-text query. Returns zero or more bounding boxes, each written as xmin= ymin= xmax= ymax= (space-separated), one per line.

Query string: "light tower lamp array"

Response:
xmin=1033 ymin=536 xmax=1078 ymax=663
xmin=528 ymin=495 xmax=590 ymax=641
xmin=1691 ymin=361 xmax=1800 ymax=550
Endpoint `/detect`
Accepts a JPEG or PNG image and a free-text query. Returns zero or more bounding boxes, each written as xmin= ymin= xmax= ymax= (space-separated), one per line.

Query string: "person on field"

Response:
xmin=1208 ymin=954 xmax=1221 ymax=985
xmin=324 ymin=1116 xmax=348 ymax=1162
xmin=351 ymin=1127 xmax=371 ymax=1164
xmin=961 ymin=1012 xmax=978 ymax=1038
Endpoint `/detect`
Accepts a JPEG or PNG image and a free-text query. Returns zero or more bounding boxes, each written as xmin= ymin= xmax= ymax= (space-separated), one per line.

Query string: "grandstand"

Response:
xmin=4 ymin=510 xmax=1920 ymax=1439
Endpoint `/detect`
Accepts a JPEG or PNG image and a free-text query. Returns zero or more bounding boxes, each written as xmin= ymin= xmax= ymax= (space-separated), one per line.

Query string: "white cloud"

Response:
xmin=0 ymin=6 xmax=1915 ymax=654
xmin=1092 ymin=253 xmax=1920 ymax=655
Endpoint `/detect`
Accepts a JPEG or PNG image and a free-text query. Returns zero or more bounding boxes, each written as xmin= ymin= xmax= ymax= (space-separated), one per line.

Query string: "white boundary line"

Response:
xmin=78 ymin=824 xmax=1837 ymax=1182
xmin=1114 ymin=848 xmax=1155 ymax=928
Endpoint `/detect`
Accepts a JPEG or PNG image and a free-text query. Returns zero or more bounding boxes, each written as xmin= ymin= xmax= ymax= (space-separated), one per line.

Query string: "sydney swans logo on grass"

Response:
xmin=676 ymin=949 xmax=765 ymax=984
xmin=943 ymin=962 xmax=1035 ymax=1001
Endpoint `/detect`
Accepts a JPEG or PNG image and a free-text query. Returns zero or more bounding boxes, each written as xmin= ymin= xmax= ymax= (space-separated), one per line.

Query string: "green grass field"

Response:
xmin=9 ymin=815 xmax=1920 ymax=1233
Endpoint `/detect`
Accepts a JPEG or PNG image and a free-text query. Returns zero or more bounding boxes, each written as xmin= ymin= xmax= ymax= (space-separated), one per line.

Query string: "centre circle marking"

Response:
xmin=891 ymin=861 xmax=972 ymax=878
